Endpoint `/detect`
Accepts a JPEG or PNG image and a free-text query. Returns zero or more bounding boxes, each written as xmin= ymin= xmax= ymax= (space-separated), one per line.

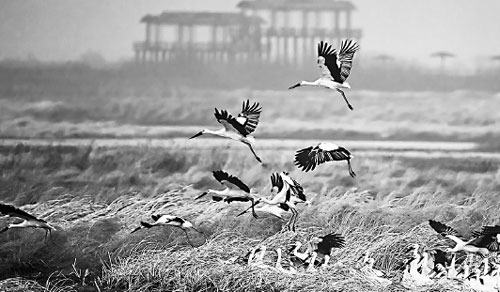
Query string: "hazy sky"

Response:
xmin=0 ymin=0 xmax=499 ymax=70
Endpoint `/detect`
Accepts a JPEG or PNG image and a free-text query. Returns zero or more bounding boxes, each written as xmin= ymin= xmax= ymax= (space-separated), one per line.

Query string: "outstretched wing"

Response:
xmin=317 ymin=41 xmax=341 ymax=81
xmin=480 ymin=225 xmax=500 ymax=235
xmin=212 ymin=170 xmax=250 ymax=193
xmin=337 ymin=39 xmax=359 ymax=82
xmin=270 ymin=172 xmax=284 ymax=193
xmin=214 ymin=108 xmax=246 ymax=135
xmin=316 ymin=233 xmax=345 ymax=255
xmin=235 ymin=100 xmax=262 ymax=136
xmin=294 ymin=143 xmax=352 ymax=172
xmin=468 ymin=234 xmax=500 ymax=251
xmin=280 ymin=172 xmax=306 ymax=202
xmin=428 ymin=220 xmax=458 ymax=236
xmin=0 ymin=203 xmax=45 ymax=222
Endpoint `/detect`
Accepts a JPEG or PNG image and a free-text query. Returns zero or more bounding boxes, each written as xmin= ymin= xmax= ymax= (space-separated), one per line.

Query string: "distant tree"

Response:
xmin=430 ymin=51 xmax=455 ymax=72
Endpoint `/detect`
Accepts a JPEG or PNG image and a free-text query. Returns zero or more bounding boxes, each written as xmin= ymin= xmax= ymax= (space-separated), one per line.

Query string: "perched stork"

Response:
xmin=189 ymin=100 xmax=263 ymax=163
xmin=0 ymin=203 xmax=56 ymax=238
xmin=238 ymin=172 xmax=307 ymax=231
xmin=131 ymin=214 xmax=206 ymax=247
xmin=294 ymin=142 xmax=355 ymax=177
xmin=288 ymin=40 xmax=360 ymax=110
xmin=196 ymin=170 xmax=259 ymax=218
xmin=428 ymin=220 xmax=500 ymax=257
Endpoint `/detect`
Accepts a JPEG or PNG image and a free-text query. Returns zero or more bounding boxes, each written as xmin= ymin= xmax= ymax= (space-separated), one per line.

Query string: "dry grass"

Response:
xmin=1 ymin=90 xmax=500 ymax=144
xmin=0 ymin=143 xmax=499 ymax=291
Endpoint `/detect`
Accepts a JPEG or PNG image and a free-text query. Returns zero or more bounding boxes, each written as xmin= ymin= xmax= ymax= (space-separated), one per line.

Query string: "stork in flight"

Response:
xmin=189 ymin=100 xmax=263 ymax=163
xmin=196 ymin=170 xmax=260 ymax=218
xmin=131 ymin=214 xmax=206 ymax=247
xmin=0 ymin=203 xmax=56 ymax=238
xmin=428 ymin=220 xmax=500 ymax=257
xmin=288 ymin=40 xmax=360 ymax=110
xmin=294 ymin=142 xmax=355 ymax=177
xmin=238 ymin=172 xmax=308 ymax=231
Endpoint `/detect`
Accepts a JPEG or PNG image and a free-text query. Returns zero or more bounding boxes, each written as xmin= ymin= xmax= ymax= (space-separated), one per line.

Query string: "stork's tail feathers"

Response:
xmin=0 ymin=226 xmax=8 ymax=233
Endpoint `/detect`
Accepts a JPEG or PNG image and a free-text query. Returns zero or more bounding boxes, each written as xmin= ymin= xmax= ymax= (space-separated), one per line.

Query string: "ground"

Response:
xmin=0 ymin=89 xmax=499 ymax=291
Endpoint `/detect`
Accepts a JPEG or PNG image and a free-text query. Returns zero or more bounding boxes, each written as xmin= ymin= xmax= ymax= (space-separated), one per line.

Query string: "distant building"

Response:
xmin=133 ymin=0 xmax=361 ymax=66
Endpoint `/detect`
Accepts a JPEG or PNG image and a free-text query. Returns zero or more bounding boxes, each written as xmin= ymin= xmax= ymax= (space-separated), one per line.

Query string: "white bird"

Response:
xmin=0 ymin=203 xmax=56 ymax=238
xmin=288 ymin=40 xmax=360 ymax=110
xmin=131 ymin=214 xmax=205 ymax=247
xmin=189 ymin=100 xmax=263 ymax=163
xmin=196 ymin=170 xmax=259 ymax=218
xmin=294 ymin=142 xmax=355 ymax=177
xmin=237 ymin=172 xmax=308 ymax=231
xmin=429 ymin=220 xmax=500 ymax=257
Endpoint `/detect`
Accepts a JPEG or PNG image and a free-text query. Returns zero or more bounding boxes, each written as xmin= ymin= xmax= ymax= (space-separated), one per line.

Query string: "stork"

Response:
xmin=238 ymin=172 xmax=307 ymax=231
xmin=294 ymin=142 xmax=355 ymax=177
xmin=189 ymin=100 xmax=263 ymax=163
xmin=0 ymin=203 xmax=56 ymax=238
xmin=308 ymin=233 xmax=345 ymax=270
xmin=196 ymin=170 xmax=259 ymax=218
xmin=288 ymin=40 xmax=360 ymax=111
xmin=428 ymin=220 xmax=500 ymax=257
xmin=131 ymin=214 xmax=206 ymax=247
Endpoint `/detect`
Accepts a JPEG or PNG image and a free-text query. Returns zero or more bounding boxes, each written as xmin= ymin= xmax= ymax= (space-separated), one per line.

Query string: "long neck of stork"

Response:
xmin=276 ymin=249 xmax=282 ymax=268
xmin=257 ymin=246 xmax=266 ymax=262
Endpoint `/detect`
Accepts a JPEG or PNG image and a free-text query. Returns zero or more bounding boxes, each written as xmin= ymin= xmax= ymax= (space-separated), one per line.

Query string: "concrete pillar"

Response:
xmin=155 ymin=23 xmax=162 ymax=45
xmin=284 ymin=10 xmax=289 ymax=64
xmin=145 ymin=22 xmax=152 ymax=44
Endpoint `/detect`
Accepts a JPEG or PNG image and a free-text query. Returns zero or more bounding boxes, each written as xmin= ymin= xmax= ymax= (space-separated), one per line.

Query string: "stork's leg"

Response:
xmin=291 ymin=208 xmax=299 ymax=232
xmin=249 ymin=199 xmax=259 ymax=219
xmin=347 ymin=160 xmax=356 ymax=178
xmin=244 ymin=142 xmax=262 ymax=163
xmin=285 ymin=211 xmax=295 ymax=231
xmin=336 ymin=88 xmax=354 ymax=111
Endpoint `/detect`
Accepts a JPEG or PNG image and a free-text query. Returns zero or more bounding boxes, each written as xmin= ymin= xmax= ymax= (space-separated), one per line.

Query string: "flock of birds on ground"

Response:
xmin=2 ymin=39 xmax=500 ymax=291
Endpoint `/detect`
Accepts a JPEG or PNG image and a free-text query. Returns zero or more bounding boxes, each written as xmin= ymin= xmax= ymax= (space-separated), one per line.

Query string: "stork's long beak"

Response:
xmin=189 ymin=131 xmax=203 ymax=139
xmin=195 ymin=191 xmax=208 ymax=200
xmin=288 ymin=83 xmax=301 ymax=90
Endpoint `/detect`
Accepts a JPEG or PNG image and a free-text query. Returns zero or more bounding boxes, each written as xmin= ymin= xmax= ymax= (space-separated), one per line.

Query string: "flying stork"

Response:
xmin=0 ymin=203 xmax=56 ymax=238
xmin=238 ymin=172 xmax=308 ymax=231
xmin=428 ymin=220 xmax=500 ymax=257
xmin=131 ymin=214 xmax=206 ymax=247
xmin=288 ymin=40 xmax=360 ymax=110
xmin=196 ymin=170 xmax=259 ymax=218
xmin=294 ymin=142 xmax=356 ymax=177
xmin=189 ymin=99 xmax=263 ymax=163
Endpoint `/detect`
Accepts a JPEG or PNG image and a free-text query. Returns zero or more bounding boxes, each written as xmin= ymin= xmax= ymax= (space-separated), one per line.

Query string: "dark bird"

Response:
xmin=189 ymin=100 xmax=263 ymax=163
xmin=428 ymin=220 xmax=500 ymax=257
xmin=0 ymin=203 xmax=56 ymax=238
xmin=196 ymin=170 xmax=259 ymax=218
xmin=289 ymin=40 xmax=360 ymax=110
xmin=294 ymin=142 xmax=355 ymax=177
xmin=131 ymin=214 xmax=206 ymax=247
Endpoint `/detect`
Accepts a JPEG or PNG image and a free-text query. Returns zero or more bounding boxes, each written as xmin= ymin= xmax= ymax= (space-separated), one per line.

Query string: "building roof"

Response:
xmin=237 ymin=0 xmax=356 ymax=10
xmin=141 ymin=12 xmax=263 ymax=25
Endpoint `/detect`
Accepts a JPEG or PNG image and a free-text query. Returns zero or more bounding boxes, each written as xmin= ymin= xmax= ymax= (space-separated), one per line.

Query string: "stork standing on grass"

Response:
xmin=294 ymin=142 xmax=355 ymax=177
xmin=131 ymin=214 xmax=206 ymax=247
xmin=288 ymin=40 xmax=360 ymax=110
xmin=189 ymin=100 xmax=263 ymax=163
xmin=428 ymin=220 xmax=500 ymax=257
xmin=238 ymin=172 xmax=308 ymax=231
xmin=196 ymin=170 xmax=259 ymax=218
xmin=0 ymin=203 xmax=56 ymax=238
